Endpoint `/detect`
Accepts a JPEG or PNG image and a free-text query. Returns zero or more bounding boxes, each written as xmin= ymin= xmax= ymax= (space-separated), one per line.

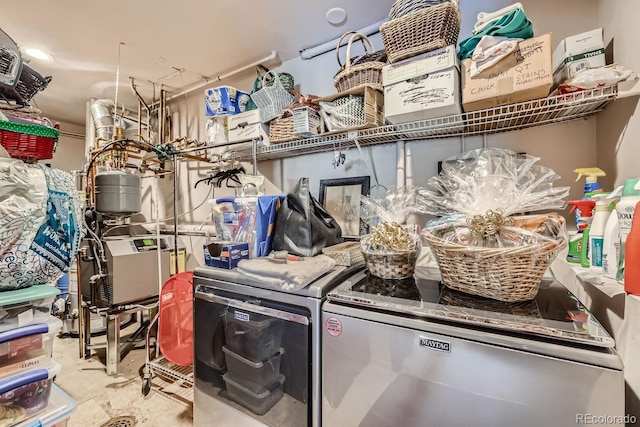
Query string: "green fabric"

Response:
xmin=458 ymin=8 xmax=534 ymax=60
xmin=0 ymin=120 xmax=59 ymax=139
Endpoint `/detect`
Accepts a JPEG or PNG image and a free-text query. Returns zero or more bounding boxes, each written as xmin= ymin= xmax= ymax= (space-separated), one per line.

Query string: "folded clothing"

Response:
xmin=470 ymin=35 xmax=523 ymax=77
xmin=458 ymin=7 xmax=533 ymax=60
xmin=474 ymin=2 xmax=524 ymax=34
xmin=237 ymin=254 xmax=337 ymax=292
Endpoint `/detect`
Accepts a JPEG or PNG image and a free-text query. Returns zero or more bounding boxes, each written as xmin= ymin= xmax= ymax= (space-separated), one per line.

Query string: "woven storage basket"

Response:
xmin=269 ymin=96 xmax=321 ymax=143
xmin=421 ymin=224 xmax=566 ymax=303
xmin=334 ymin=31 xmax=386 ymax=93
xmin=250 ymin=70 xmax=294 ymax=123
xmin=0 ymin=120 xmax=58 ymax=161
xmin=380 ymin=2 xmax=461 ymax=63
xmin=389 ymin=0 xmax=452 ymax=20
xmin=362 ymin=249 xmax=418 ymax=279
xmin=246 ymin=64 xmax=294 ymax=111
xmin=322 ymin=241 xmax=364 ymax=266
xmin=0 ymin=63 xmax=51 ymax=105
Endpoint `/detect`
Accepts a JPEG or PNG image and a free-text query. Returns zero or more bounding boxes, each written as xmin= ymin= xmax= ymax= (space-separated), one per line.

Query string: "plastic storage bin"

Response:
xmin=0 ymin=317 xmax=61 ymax=379
xmin=0 ymin=360 xmax=61 ymax=425
xmin=14 ymin=384 xmax=76 ymax=427
xmin=224 ymin=307 xmax=285 ymax=362
xmin=0 ymin=286 xmax=60 ymax=333
xmin=222 ymin=373 xmax=285 ymax=416
xmin=222 ymin=346 xmax=284 ymax=388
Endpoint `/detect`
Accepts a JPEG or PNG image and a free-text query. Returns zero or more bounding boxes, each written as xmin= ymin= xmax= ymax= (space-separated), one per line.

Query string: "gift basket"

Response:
xmin=334 ymin=31 xmax=386 ymax=93
xmin=359 ymin=187 xmax=425 ymax=279
xmin=380 ymin=0 xmax=461 ymax=63
xmin=418 ymin=148 xmax=569 ymax=302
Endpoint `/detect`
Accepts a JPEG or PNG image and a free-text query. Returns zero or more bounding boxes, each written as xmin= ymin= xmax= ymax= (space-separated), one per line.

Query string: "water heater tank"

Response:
xmin=94 ymin=171 xmax=141 ymax=215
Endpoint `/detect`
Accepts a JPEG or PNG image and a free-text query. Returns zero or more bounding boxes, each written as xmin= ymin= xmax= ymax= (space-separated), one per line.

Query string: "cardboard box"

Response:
xmin=203 ymin=242 xmax=249 ymax=269
xmin=552 ymin=28 xmax=606 ymax=87
xmin=461 ymin=33 xmax=553 ymax=112
xmin=227 ymin=109 xmax=269 ymax=143
xmin=205 ymin=86 xmax=251 ymax=117
xmin=292 ymin=107 xmax=321 ymax=137
xmin=382 ymin=46 xmax=462 ymax=124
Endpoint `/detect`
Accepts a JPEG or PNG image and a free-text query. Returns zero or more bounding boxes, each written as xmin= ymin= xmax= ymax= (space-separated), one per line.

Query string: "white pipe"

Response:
xmin=150 ymin=51 xmax=277 ymax=107
xmin=300 ymin=19 xmax=387 ymax=60
xmin=396 ymin=140 xmax=406 ymax=188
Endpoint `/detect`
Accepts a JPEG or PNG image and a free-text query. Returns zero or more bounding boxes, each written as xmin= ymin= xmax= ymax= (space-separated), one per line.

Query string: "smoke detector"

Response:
xmin=326 ymin=7 xmax=347 ymax=26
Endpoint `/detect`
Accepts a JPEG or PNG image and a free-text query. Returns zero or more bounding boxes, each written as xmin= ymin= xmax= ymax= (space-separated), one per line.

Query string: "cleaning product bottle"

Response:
xmin=624 ymin=201 xmax=640 ymax=295
xmin=566 ymin=199 xmax=595 ymax=264
xmin=616 ymin=178 xmax=640 ymax=283
xmin=602 ymin=188 xmax=622 ymax=279
xmin=588 ymin=193 xmax=611 ymax=272
xmin=573 ymin=167 xmax=605 ymax=224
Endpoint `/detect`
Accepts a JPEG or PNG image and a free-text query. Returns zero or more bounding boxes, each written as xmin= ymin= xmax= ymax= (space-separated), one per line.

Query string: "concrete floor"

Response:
xmin=53 ymin=320 xmax=193 ymax=426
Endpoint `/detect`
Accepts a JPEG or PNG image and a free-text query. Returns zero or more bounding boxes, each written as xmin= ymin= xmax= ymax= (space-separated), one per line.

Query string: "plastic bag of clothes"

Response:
xmin=0 ymin=160 xmax=82 ymax=290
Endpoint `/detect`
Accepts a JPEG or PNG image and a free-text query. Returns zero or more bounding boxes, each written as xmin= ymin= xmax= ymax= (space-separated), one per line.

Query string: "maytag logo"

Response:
xmin=234 ymin=311 xmax=250 ymax=322
xmin=419 ymin=336 xmax=451 ymax=352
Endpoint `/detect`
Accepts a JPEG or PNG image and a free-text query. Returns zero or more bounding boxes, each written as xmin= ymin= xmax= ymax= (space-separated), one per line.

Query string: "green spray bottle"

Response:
xmin=567 ymin=199 xmax=595 ymax=265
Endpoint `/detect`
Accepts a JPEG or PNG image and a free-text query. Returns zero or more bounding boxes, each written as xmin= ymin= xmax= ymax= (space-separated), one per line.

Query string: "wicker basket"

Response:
xmin=322 ymin=241 xmax=364 ymax=266
xmin=269 ymin=96 xmax=321 ymax=143
xmin=250 ymin=70 xmax=294 ymax=123
xmin=389 ymin=0 xmax=452 ymax=20
xmin=318 ymin=86 xmax=384 ymax=132
xmin=0 ymin=120 xmax=58 ymax=161
xmin=421 ymin=226 xmax=566 ymax=303
xmin=380 ymin=2 xmax=461 ymax=63
xmin=246 ymin=64 xmax=294 ymax=111
xmin=334 ymin=32 xmax=386 ymax=93
xmin=362 ymin=249 xmax=418 ymax=279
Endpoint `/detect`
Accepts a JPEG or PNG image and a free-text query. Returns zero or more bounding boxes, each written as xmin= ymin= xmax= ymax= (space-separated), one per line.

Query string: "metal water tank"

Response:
xmin=94 ymin=171 xmax=141 ymax=215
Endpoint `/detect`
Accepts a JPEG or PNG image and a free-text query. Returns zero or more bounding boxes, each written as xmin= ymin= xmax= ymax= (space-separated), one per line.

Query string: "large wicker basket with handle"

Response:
xmin=380 ymin=1 xmax=461 ymax=63
xmin=334 ymin=31 xmax=386 ymax=93
xmin=421 ymin=215 xmax=566 ymax=303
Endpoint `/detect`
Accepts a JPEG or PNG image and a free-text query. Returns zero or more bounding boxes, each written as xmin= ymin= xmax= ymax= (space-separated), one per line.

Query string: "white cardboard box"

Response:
xmin=227 ymin=109 xmax=269 ymax=143
xmin=382 ymin=45 xmax=462 ymax=124
xmin=552 ymin=28 xmax=606 ymax=87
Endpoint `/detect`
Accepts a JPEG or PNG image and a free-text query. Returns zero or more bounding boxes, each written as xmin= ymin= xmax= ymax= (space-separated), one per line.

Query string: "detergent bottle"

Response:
xmin=602 ymin=188 xmax=622 ymax=279
xmin=566 ymin=199 xmax=595 ymax=264
xmin=624 ymin=201 xmax=640 ymax=295
xmin=588 ymin=193 xmax=611 ymax=272
xmin=616 ymin=178 xmax=640 ymax=283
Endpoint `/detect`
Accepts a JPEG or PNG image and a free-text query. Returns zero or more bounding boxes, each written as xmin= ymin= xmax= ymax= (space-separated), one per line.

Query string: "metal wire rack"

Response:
xmin=147 ymin=355 xmax=194 ymax=406
xmin=230 ymin=86 xmax=617 ymax=162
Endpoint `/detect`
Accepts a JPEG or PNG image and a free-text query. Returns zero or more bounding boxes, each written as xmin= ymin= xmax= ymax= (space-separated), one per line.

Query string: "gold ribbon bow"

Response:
xmin=369 ymin=222 xmax=414 ymax=252
xmin=467 ymin=210 xmax=513 ymax=238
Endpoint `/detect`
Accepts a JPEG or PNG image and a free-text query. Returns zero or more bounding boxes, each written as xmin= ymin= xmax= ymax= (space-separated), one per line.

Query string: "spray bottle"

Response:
xmin=566 ymin=199 xmax=595 ymax=264
xmin=602 ymin=188 xmax=622 ymax=279
xmin=588 ymin=193 xmax=611 ymax=272
xmin=573 ymin=167 xmax=606 ymax=224
xmin=616 ymin=178 xmax=640 ymax=283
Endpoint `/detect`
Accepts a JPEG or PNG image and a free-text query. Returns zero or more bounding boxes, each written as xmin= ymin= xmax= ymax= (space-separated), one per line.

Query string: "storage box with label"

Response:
xmin=382 ymin=45 xmax=462 ymax=124
xmin=227 ymin=109 xmax=269 ymax=143
xmin=461 ymin=33 xmax=553 ymax=112
xmin=205 ymin=86 xmax=251 ymax=117
xmin=552 ymin=28 xmax=606 ymax=87
xmin=203 ymin=242 xmax=249 ymax=269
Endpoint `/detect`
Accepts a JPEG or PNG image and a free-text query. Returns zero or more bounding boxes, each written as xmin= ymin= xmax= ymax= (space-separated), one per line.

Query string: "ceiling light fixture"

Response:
xmin=24 ymin=47 xmax=53 ymax=61
xmin=299 ymin=18 xmax=387 ymax=60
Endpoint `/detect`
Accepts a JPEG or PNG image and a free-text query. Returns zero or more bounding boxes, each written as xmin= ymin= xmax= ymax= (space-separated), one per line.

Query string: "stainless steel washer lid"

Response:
xmin=327 ymin=268 xmax=617 ymax=350
xmin=194 ymin=263 xmax=364 ymax=298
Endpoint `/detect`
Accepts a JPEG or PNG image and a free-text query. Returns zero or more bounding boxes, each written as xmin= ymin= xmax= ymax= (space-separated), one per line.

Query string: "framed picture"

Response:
xmin=319 ymin=176 xmax=370 ymax=238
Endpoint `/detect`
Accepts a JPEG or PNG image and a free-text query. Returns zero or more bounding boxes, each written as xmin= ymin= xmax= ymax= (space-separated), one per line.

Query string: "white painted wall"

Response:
xmin=41 ymin=121 xmax=85 ymax=171
xmin=595 ymin=0 xmax=640 ymax=189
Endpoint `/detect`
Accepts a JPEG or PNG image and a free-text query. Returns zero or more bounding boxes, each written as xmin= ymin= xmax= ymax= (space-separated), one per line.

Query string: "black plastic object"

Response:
xmin=223 ymin=307 xmax=285 ymax=363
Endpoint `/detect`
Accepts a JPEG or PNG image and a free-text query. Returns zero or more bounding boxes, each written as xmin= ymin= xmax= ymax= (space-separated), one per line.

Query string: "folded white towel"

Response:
xmin=237 ymin=254 xmax=337 ymax=291
xmin=473 ymin=2 xmax=524 ymax=34
xmin=470 ymin=35 xmax=523 ymax=77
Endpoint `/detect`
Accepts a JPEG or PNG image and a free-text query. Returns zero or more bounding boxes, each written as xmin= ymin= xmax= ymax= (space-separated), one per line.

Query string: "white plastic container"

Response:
xmin=13 ymin=384 xmax=76 ymax=427
xmin=615 ymin=179 xmax=640 ymax=283
xmin=602 ymin=209 xmax=621 ymax=279
xmin=589 ymin=193 xmax=611 ymax=272
xmin=0 ymin=286 xmax=60 ymax=333
xmin=0 ymin=316 xmax=61 ymax=379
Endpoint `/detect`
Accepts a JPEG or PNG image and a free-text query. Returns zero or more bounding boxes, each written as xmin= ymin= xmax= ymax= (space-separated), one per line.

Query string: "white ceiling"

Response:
xmin=1 ymin=0 xmax=394 ymax=126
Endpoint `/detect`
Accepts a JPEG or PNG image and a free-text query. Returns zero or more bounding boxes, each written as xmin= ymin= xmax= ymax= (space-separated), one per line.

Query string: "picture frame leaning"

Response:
xmin=319 ymin=176 xmax=370 ymax=239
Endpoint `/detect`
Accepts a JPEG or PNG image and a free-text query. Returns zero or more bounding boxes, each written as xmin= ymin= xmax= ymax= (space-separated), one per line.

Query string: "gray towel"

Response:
xmin=237 ymin=255 xmax=336 ymax=291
